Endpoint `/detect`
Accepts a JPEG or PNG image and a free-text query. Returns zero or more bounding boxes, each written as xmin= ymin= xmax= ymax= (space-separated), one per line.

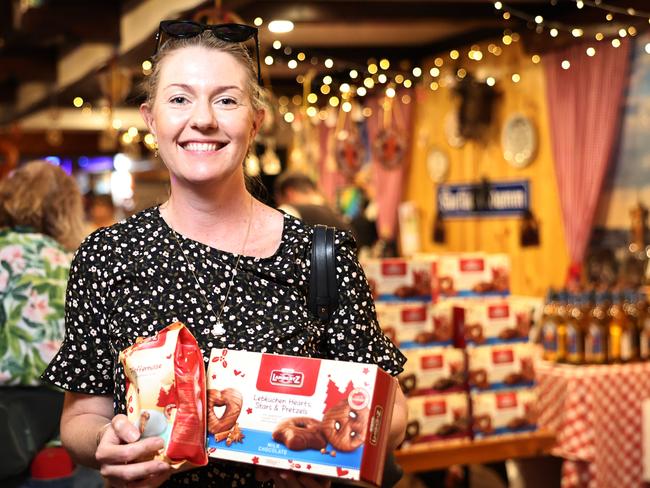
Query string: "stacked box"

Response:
xmin=434 ymin=253 xmax=510 ymax=298
xmin=403 ymin=392 xmax=470 ymax=445
xmin=375 ymin=301 xmax=453 ymax=349
xmin=398 ymin=347 xmax=465 ymax=396
xmin=471 ymin=389 xmax=537 ymax=438
xmin=362 ymin=257 xmax=437 ymax=300
xmin=467 ymin=343 xmax=535 ymax=391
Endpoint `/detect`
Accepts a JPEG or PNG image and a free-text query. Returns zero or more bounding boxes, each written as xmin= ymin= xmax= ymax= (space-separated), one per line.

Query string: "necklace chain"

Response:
xmin=167 ymin=197 xmax=254 ymax=336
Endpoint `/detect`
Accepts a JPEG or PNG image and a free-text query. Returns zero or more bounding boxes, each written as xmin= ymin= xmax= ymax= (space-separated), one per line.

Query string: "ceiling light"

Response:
xmin=268 ymin=20 xmax=294 ymax=33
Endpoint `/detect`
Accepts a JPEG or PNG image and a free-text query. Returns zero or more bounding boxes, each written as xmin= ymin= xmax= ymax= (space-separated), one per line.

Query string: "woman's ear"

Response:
xmin=251 ymin=108 xmax=265 ymax=140
xmin=139 ymin=102 xmax=156 ymax=136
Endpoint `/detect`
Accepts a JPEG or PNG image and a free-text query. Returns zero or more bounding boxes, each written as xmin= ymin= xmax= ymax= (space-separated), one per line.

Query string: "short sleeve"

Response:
xmin=41 ymin=233 xmax=114 ymax=394
xmin=320 ymin=230 xmax=406 ymax=376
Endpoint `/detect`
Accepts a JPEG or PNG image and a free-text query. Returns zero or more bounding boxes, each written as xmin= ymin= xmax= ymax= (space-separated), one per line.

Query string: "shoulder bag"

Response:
xmin=308 ymin=224 xmax=403 ymax=488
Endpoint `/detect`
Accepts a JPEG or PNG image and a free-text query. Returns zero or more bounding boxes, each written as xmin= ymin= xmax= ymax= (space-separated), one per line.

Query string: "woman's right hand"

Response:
xmin=96 ymin=414 xmax=172 ymax=488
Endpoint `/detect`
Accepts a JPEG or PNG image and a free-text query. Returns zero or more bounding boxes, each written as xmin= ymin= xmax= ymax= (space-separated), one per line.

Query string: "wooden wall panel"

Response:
xmin=404 ymin=41 xmax=569 ymax=296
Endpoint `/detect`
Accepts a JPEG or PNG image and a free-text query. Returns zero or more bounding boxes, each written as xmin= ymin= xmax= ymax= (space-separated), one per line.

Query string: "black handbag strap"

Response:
xmin=308 ymin=225 xmax=338 ymax=321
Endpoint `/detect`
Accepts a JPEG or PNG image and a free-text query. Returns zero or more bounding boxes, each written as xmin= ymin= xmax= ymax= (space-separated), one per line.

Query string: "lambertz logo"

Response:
xmin=270 ymin=368 xmax=304 ymax=388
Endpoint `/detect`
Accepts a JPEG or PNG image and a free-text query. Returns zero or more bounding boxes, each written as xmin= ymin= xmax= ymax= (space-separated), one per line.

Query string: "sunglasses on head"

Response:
xmin=153 ymin=20 xmax=262 ymax=85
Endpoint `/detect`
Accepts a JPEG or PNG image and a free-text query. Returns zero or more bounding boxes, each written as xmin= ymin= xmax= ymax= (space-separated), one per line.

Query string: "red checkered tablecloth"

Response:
xmin=536 ymin=360 xmax=650 ymax=488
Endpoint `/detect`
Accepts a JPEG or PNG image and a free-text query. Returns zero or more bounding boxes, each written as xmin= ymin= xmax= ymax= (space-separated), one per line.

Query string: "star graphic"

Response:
xmin=252 ymin=456 xmax=259 ymax=464
xmin=212 ymin=374 xmax=216 ymax=380
xmin=363 ymin=367 xmax=369 ymax=375
xmin=246 ymin=407 xmax=253 ymax=414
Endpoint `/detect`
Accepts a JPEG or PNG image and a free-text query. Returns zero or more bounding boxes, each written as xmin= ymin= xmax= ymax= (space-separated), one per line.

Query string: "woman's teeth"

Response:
xmin=183 ymin=142 xmax=220 ymax=151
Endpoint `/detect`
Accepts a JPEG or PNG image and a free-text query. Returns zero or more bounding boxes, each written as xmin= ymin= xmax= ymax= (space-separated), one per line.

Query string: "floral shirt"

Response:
xmin=43 ymin=208 xmax=405 ymax=487
xmin=0 ymin=228 xmax=71 ymax=386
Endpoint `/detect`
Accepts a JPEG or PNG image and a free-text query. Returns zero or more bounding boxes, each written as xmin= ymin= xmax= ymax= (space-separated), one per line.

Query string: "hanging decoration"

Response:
xmin=372 ymin=93 xmax=406 ymax=170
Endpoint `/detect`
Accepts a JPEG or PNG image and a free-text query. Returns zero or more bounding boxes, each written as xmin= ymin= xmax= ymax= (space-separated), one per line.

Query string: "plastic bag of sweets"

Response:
xmin=119 ymin=322 xmax=208 ymax=469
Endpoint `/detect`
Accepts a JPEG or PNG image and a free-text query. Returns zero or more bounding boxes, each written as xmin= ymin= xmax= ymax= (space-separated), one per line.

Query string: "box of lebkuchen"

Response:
xmin=206 ymin=348 xmax=397 ymax=487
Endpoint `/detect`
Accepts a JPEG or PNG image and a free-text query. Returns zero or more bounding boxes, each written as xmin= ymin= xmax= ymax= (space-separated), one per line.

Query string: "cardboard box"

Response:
xmin=398 ymin=347 xmax=465 ymax=396
xmin=375 ymin=302 xmax=453 ymax=349
xmin=467 ymin=343 xmax=535 ymax=391
xmin=461 ymin=298 xmax=530 ymax=345
xmin=472 ymin=389 xmax=537 ymax=438
xmin=362 ymin=257 xmax=436 ymax=300
xmin=435 ymin=253 xmax=510 ymax=298
xmin=206 ymin=348 xmax=397 ymax=487
xmin=403 ymin=392 xmax=470 ymax=445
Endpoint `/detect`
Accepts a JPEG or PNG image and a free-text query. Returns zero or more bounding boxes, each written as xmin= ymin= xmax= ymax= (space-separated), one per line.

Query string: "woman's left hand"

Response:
xmin=255 ymin=468 xmax=332 ymax=488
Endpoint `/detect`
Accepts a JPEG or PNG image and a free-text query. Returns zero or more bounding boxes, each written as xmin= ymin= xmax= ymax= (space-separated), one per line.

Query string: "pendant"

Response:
xmin=212 ymin=320 xmax=226 ymax=336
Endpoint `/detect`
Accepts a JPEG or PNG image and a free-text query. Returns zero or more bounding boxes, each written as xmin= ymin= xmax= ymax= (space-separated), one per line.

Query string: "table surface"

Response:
xmin=395 ymin=430 xmax=556 ymax=473
xmin=536 ymin=360 xmax=650 ymax=488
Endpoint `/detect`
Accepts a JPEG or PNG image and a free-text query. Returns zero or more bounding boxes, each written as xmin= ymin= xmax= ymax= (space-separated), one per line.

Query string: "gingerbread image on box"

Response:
xmin=435 ymin=253 xmax=510 ymax=298
xmin=398 ymin=347 xmax=464 ymax=395
xmin=206 ymin=348 xmax=396 ymax=487
xmin=403 ymin=392 xmax=469 ymax=445
xmin=471 ymin=389 xmax=537 ymax=438
xmin=468 ymin=343 xmax=535 ymax=391
xmin=362 ymin=257 xmax=436 ymax=300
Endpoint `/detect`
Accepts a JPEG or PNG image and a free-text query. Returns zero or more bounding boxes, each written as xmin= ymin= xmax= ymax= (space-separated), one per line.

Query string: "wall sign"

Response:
xmin=437 ymin=180 xmax=530 ymax=218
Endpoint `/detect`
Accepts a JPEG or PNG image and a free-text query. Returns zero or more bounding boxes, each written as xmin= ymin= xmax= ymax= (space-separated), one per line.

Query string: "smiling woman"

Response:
xmin=42 ymin=22 xmax=407 ymax=488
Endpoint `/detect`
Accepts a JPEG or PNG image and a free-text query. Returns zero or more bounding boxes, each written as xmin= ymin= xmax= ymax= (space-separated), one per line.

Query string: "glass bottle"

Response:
xmin=566 ymin=294 xmax=588 ymax=365
xmin=639 ymin=292 xmax=650 ymax=361
xmin=541 ymin=290 xmax=559 ymax=362
xmin=621 ymin=291 xmax=641 ymax=362
xmin=608 ymin=291 xmax=631 ymax=363
xmin=555 ymin=292 xmax=569 ymax=363
xmin=585 ymin=291 xmax=609 ymax=364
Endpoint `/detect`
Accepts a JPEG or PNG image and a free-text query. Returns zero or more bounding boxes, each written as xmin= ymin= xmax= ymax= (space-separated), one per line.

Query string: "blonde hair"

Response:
xmin=0 ymin=161 xmax=85 ymax=251
xmin=142 ymin=31 xmax=264 ymax=113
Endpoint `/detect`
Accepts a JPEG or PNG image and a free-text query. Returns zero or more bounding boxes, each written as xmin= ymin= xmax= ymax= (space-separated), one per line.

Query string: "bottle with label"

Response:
xmin=541 ymin=290 xmax=559 ymax=361
xmin=585 ymin=291 xmax=609 ymax=364
xmin=566 ymin=294 xmax=588 ymax=365
xmin=622 ymin=291 xmax=641 ymax=362
xmin=638 ymin=292 xmax=650 ymax=361
xmin=555 ymin=292 xmax=569 ymax=363
xmin=608 ymin=291 xmax=631 ymax=363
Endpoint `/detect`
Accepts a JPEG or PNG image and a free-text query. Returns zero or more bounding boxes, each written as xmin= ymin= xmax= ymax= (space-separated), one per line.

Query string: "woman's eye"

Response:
xmin=217 ymin=97 xmax=239 ymax=108
xmin=170 ymin=96 xmax=188 ymax=104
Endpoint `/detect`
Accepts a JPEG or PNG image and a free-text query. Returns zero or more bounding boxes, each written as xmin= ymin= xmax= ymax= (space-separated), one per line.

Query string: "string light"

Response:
xmin=511 ymin=73 xmax=521 ymax=83
xmin=450 ymin=49 xmax=460 ymax=59
xmin=612 ymin=38 xmax=621 ymax=47
xmin=273 ymin=40 xmax=281 ymax=49
xmin=264 ymin=55 xmax=274 ymax=65
xmin=356 ymin=86 xmax=367 ymax=96
xmin=378 ymin=73 xmax=387 ymax=83
xmin=349 ymin=69 xmax=358 ymax=79
xmin=562 ymin=60 xmax=571 ymax=69
xmin=586 ymin=47 xmax=596 ymax=56
xmin=430 ymin=67 xmax=440 ymax=77
xmin=324 ymin=58 xmax=334 ymax=68
xmin=486 ymin=77 xmax=496 ymax=86
xmin=379 ymin=59 xmax=390 ymax=70
xmin=403 ymin=79 xmax=412 ymax=88
xmin=531 ymin=54 xmax=541 ymax=63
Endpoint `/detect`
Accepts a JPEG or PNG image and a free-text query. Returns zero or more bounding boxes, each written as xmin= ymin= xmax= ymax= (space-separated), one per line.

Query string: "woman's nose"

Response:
xmin=190 ymin=100 xmax=218 ymax=130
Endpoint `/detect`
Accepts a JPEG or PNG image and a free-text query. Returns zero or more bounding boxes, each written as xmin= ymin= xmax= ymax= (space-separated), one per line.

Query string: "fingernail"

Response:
xmin=127 ymin=431 xmax=139 ymax=442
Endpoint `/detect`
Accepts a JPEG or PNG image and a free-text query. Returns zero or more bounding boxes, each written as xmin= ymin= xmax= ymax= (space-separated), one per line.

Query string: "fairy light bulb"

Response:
xmin=264 ymin=55 xmax=274 ymax=65
xmin=486 ymin=77 xmax=496 ymax=86
xmin=550 ymin=28 xmax=559 ymax=37
xmin=561 ymin=60 xmax=571 ymax=70
xmin=324 ymin=58 xmax=334 ymax=68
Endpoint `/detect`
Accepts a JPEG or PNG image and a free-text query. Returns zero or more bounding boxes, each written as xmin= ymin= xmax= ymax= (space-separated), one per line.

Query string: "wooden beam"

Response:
xmin=0 ymin=48 xmax=57 ymax=81
xmin=19 ymin=2 xmax=120 ymax=44
xmin=1 ymin=131 xmax=108 ymax=158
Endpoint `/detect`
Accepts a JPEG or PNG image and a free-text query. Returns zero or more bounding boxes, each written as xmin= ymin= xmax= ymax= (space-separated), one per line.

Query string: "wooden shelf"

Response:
xmin=394 ymin=430 xmax=556 ymax=473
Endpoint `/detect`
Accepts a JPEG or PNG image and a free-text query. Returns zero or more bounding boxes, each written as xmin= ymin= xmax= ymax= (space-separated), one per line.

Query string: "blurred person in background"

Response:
xmin=0 ymin=161 xmax=101 ymax=487
xmin=84 ymin=193 xmax=117 ymax=234
xmin=274 ymin=171 xmax=350 ymax=230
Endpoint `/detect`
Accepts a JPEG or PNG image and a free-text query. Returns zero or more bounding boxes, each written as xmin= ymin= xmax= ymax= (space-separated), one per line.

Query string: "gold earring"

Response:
xmin=153 ymin=141 xmax=159 ymax=159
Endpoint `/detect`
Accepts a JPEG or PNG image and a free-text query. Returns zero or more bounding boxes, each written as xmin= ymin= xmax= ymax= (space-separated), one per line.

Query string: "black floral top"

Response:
xmin=43 ymin=207 xmax=405 ymax=487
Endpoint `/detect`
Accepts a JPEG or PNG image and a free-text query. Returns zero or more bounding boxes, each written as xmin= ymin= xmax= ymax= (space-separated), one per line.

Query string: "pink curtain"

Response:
xmin=366 ymin=93 xmax=414 ymax=239
xmin=544 ymin=38 xmax=631 ymax=273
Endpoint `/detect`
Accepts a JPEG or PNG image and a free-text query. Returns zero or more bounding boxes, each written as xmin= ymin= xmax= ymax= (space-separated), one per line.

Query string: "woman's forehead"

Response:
xmin=158 ymin=46 xmax=248 ymax=88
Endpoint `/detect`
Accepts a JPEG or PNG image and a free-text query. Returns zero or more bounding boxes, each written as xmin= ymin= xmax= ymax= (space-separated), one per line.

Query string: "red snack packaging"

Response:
xmin=119 ymin=322 xmax=208 ymax=469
